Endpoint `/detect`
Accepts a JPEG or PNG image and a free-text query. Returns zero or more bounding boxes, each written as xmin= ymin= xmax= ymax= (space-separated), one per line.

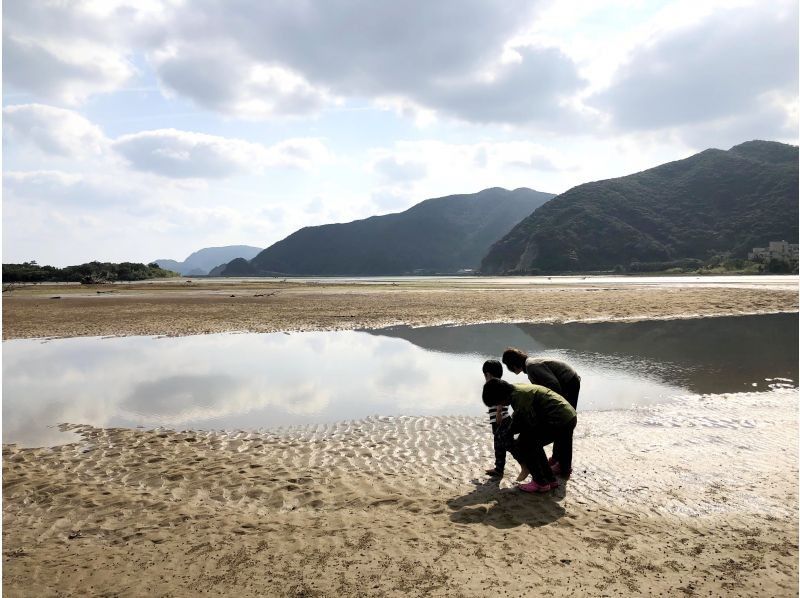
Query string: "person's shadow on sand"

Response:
xmin=446 ymin=478 xmax=566 ymax=529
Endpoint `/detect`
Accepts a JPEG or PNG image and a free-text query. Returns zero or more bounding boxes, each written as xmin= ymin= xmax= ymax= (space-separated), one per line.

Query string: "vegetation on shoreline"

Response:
xmin=626 ymin=255 xmax=796 ymax=275
xmin=482 ymin=256 xmax=795 ymax=276
xmin=2 ymin=261 xmax=179 ymax=284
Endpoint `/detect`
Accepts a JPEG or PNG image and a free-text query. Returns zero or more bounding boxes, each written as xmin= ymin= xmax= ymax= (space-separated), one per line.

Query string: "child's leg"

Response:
xmin=492 ymin=422 xmax=507 ymax=473
xmin=498 ymin=417 xmax=529 ymax=480
xmin=485 ymin=422 xmax=505 ymax=476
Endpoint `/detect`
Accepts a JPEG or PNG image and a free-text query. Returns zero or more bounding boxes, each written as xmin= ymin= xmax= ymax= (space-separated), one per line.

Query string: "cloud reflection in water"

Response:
xmin=5 ymin=315 xmax=795 ymax=447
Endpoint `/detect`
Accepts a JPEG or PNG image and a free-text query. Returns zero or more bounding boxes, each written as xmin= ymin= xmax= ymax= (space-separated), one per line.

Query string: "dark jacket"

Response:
xmin=524 ymin=358 xmax=579 ymax=397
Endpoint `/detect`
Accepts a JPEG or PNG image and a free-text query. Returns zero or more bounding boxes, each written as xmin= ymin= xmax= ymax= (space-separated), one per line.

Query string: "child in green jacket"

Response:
xmin=482 ymin=378 xmax=577 ymax=493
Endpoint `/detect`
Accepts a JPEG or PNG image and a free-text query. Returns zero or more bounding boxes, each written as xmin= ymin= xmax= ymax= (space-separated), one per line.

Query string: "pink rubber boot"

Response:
xmin=518 ymin=480 xmax=552 ymax=493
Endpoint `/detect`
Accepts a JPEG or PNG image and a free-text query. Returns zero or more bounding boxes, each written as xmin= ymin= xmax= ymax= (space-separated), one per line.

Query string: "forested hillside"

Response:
xmin=481 ymin=141 xmax=798 ymax=273
xmin=234 ymin=187 xmax=554 ymax=276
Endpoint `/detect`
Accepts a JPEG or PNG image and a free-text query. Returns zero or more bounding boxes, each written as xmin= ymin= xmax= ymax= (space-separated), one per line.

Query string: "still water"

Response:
xmin=3 ymin=314 xmax=797 ymax=447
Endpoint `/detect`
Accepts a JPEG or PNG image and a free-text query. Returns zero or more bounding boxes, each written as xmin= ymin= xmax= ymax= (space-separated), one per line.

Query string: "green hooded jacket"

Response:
xmin=509 ymin=383 xmax=576 ymax=430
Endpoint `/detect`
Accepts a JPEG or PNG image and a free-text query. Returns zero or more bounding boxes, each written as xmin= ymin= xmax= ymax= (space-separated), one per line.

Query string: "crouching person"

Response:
xmin=482 ymin=378 xmax=577 ymax=493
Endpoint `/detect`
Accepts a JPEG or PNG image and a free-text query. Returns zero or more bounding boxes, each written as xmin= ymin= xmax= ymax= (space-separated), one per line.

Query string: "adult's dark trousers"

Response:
xmin=515 ymin=429 xmax=553 ymax=485
xmin=553 ymin=376 xmax=580 ymax=466
xmin=551 ymin=416 xmax=576 ymax=472
xmin=516 ymin=416 xmax=577 ymax=484
xmin=562 ymin=375 xmax=581 ymax=410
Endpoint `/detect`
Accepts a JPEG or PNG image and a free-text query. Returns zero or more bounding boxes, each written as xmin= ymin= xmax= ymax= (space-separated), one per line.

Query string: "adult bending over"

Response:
xmin=501 ymin=348 xmax=581 ymax=410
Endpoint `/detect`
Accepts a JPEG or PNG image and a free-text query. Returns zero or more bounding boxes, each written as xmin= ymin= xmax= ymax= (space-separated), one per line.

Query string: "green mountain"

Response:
xmin=481 ymin=140 xmax=799 ymax=274
xmin=233 ymin=187 xmax=553 ymax=276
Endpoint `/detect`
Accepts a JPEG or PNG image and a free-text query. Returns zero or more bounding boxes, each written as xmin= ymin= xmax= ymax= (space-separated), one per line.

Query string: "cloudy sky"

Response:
xmin=3 ymin=0 xmax=797 ymax=266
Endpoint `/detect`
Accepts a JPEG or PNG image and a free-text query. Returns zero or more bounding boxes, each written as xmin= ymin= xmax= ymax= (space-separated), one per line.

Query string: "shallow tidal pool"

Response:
xmin=3 ymin=313 xmax=797 ymax=447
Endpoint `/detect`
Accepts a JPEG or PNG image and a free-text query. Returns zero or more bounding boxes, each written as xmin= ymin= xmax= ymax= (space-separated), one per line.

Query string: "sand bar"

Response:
xmin=3 ymin=389 xmax=797 ymax=596
xmin=3 ymin=276 xmax=797 ymax=339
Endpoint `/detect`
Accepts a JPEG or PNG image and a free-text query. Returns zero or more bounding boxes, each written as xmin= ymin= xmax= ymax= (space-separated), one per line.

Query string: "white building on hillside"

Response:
xmin=748 ymin=240 xmax=799 ymax=262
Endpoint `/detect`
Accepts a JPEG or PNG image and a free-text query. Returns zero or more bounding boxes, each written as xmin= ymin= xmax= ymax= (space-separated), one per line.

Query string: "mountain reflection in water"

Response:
xmin=368 ymin=313 xmax=799 ymax=395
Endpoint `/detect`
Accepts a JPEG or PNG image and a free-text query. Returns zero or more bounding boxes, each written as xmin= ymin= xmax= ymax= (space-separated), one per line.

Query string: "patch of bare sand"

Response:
xmin=4 ymin=390 xmax=797 ymax=597
xmin=3 ymin=278 xmax=798 ymax=339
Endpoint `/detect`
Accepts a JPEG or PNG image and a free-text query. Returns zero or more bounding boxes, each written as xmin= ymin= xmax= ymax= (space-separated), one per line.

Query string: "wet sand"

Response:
xmin=3 ymin=390 xmax=797 ymax=597
xmin=3 ymin=276 xmax=798 ymax=339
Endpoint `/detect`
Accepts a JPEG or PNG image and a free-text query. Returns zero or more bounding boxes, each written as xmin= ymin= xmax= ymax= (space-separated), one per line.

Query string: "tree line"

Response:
xmin=2 ymin=261 xmax=180 ymax=283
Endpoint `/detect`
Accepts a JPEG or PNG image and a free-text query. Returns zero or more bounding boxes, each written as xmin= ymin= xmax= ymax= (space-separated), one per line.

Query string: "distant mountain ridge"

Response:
xmin=224 ymin=187 xmax=554 ymax=276
xmin=155 ymin=245 xmax=262 ymax=276
xmin=481 ymin=140 xmax=799 ymax=274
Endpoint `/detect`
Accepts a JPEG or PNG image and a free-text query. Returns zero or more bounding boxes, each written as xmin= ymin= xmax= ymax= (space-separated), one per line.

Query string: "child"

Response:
xmin=482 ymin=378 xmax=577 ymax=493
xmin=482 ymin=360 xmax=507 ymax=478
xmin=482 ymin=360 xmax=529 ymax=481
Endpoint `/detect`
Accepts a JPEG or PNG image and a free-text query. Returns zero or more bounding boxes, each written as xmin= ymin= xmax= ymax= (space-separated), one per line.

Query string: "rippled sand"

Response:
xmin=4 ymin=389 xmax=797 ymax=597
xmin=3 ymin=277 xmax=798 ymax=339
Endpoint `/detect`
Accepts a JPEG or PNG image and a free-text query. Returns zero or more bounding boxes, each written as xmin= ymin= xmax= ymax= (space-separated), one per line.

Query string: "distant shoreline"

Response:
xmin=6 ymin=271 xmax=798 ymax=283
xmin=3 ymin=277 xmax=797 ymax=340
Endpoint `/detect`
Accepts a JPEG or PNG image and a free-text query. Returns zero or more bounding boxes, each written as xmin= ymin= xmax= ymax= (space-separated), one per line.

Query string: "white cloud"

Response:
xmin=303 ymin=198 xmax=324 ymax=214
xmin=2 ymin=168 xmax=259 ymax=265
xmin=416 ymin=45 xmax=587 ymax=126
xmin=3 ymin=104 xmax=109 ymax=157
xmin=374 ymin=97 xmax=438 ymax=127
xmin=366 ymin=45 xmax=587 ymax=127
xmin=591 ymin=2 xmax=798 ymax=138
xmin=676 ymin=90 xmax=799 ymax=149
xmin=3 ymin=104 xmax=332 ymax=178
xmin=164 ymin=0 xmax=542 ymax=93
xmin=2 ymin=0 xmax=171 ymax=104
xmin=362 ymin=139 xmax=573 ymax=213
xmin=0 ymin=102 xmax=339 ymax=264
xmin=112 ymin=130 xmax=331 ymax=178
xmin=371 ymin=191 xmax=411 ymax=211
xmin=267 ymin=138 xmax=332 ymax=170
xmin=3 ymin=168 xmax=221 ymax=214
xmin=256 ymin=206 xmax=287 ymax=224
xmin=3 ymin=170 xmax=126 ymax=206
xmin=3 ymin=0 xmax=798 ymax=268
xmin=370 ymin=140 xmax=572 ymax=179
xmin=152 ymin=44 xmax=334 ymax=119
xmin=371 ymin=156 xmax=428 ymax=183
xmin=3 ymin=34 xmax=135 ymax=105
xmin=112 ymin=129 xmax=270 ymax=178
xmin=6 ymin=0 xmax=795 ymax=136
xmin=151 ymin=0 xmax=588 ymax=126
xmin=13 ymin=0 xmax=568 ymax=126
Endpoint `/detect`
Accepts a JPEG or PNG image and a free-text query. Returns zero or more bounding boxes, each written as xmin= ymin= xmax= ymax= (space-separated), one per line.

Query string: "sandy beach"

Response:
xmin=3 ymin=277 xmax=798 ymax=596
xmin=2 ymin=276 xmax=798 ymax=340
xmin=3 ymin=390 xmax=797 ymax=597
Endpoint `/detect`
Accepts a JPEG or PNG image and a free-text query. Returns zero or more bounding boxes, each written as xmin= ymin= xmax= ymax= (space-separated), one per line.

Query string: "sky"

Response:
xmin=2 ymin=0 xmax=798 ymax=266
